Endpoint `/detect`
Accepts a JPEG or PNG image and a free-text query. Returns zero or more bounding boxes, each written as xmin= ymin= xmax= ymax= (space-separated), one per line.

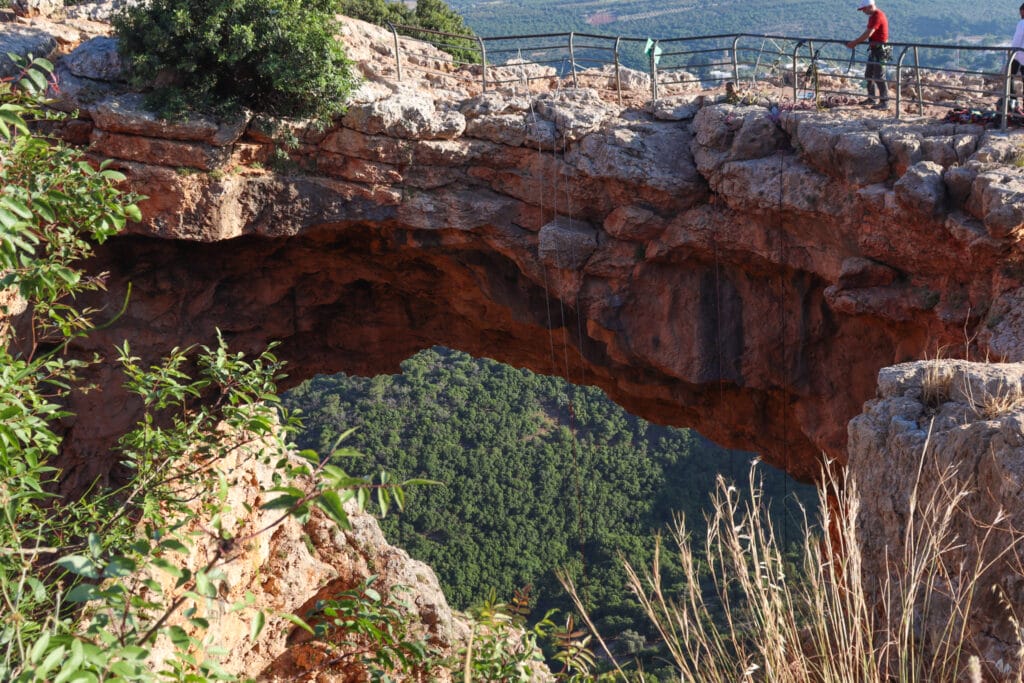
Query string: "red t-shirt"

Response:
xmin=867 ymin=9 xmax=889 ymax=43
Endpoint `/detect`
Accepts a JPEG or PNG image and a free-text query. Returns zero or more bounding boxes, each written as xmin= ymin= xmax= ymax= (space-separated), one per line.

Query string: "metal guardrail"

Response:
xmin=386 ymin=23 xmax=1022 ymax=129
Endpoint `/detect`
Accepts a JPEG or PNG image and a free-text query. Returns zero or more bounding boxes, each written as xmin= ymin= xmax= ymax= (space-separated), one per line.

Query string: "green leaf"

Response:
xmin=52 ymin=638 xmax=85 ymax=683
xmin=0 ymin=109 xmax=29 ymax=136
xmin=38 ymin=644 xmax=67 ymax=677
xmin=65 ymin=584 xmax=101 ymax=603
xmin=167 ymin=625 xmax=190 ymax=648
xmin=55 ymin=555 xmax=100 ymax=579
xmin=29 ymin=631 xmax=50 ymax=664
xmin=313 ymin=490 xmax=350 ymax=529
xmin=250 ymin=611 xmax=266 ymax=641
xmin=195 ymin=570 xmax=217 ymax=598
xmin=99 ymin=169 xmax=127 ymax=182
xmin=280 ymin=613 xmax=314 ymax=635
xmin=401 ymin=478 xmax=442 ymax=487
xmin=260 ymin=494 xmax=301 ymax=511
xmin=103 ymin=555 xmax=137 ymax=578
xmin=124 ymin=203 xmax=142 ymax=222
xmin=2 ymin=196 xmax=32 ymax=218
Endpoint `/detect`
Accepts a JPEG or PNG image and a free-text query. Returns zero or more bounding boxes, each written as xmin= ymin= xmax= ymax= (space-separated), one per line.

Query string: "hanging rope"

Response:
xmin=559 ymin=119 xmax=588 ymax=591
xmin=529 ymin=97 xmax=588 ymax=590
xmin=775 ymin=149 xmax=792 ymax=551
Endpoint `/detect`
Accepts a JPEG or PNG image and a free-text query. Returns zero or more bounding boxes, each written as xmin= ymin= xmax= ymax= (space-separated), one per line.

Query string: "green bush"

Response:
xmin=1 ymin=58 xmax=431 ymax=681
xmin=113 ymin=0 xmax=358 ymax=119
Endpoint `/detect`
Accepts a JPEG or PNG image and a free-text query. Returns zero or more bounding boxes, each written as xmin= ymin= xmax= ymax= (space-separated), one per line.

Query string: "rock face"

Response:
xmin=9 ymin=9 xmax=1024 ymax=678
xmin=127 ymin=422 xmax=459 ymax=681
xmin=849 ymin=360 xmax=1024 ymax=675
xmin=28 ymin=16 xmax=1024 ymax=492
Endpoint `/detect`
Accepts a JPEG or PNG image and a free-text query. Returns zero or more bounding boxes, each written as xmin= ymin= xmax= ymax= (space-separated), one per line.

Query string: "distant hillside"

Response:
xmin=445 ymin=0 xmax=1007 ymax=46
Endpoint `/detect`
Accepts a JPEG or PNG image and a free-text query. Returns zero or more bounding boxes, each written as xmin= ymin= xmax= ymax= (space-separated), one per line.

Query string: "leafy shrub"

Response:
xmin=1 ymin=58 xmax=430 ymax=681
xmin=113 ymin=0 xmax=357 ymax=119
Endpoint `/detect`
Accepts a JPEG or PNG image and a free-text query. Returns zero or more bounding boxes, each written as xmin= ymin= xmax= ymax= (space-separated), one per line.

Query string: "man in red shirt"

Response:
xmin=846 ymin=0 xmax=890 ymax=110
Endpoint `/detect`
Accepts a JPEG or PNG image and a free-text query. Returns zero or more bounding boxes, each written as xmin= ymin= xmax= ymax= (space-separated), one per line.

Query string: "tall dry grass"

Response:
xmin=561 ymin=455 xmax=1024 ymax=682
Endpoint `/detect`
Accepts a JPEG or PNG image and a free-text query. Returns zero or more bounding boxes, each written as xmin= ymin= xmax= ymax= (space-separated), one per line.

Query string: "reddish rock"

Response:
xmin=90 ymin=129 xmax=232 ymax=170
xmin=37 ymin=15 xmax=1024 ymax=492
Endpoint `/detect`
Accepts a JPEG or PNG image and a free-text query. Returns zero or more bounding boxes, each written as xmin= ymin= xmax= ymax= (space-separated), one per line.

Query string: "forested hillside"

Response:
xmin=282 ymin=348 xmax=812 ymax=672
xmin=444 ymin=0 xmax=1007 ymax=44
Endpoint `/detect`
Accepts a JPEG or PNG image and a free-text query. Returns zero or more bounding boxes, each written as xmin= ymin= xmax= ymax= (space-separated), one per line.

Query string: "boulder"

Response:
xmin=0 ymin=26 xmax=58 ymax=78
xmin=894 ymin=161 xmax=947 ymax=216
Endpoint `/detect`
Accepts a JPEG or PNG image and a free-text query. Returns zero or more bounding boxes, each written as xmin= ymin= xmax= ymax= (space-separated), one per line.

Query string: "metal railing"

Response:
xmin=386 ymin=23 xmax=1021 ymax=128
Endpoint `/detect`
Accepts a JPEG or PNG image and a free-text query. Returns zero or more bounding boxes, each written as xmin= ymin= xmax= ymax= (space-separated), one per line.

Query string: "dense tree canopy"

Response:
xmin=283 ymin=347 xmax=813 ymax=676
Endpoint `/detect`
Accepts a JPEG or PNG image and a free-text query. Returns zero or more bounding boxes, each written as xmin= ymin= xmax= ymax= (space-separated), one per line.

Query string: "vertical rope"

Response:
xmin=713 ymin=233 xmax=736 ymax=485
xmin=776 ymin=150 xmax=791 ymax=551
xmin=530 ymin=102 xmax=559 ymax=375
xmin=559 ymin=121 xmax=588 ymax=591
xmin=531 ymin=98 xmax=587 ymax=592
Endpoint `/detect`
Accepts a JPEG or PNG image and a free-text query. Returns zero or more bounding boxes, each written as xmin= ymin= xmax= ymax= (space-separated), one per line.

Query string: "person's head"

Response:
xmin=857 ymin=0 xmax=876 ymax=13
xmin=1019 ymin=2 xmax=1024 ymax=16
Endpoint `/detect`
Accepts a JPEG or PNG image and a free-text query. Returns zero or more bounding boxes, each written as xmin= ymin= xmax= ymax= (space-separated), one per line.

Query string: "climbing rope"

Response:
xmin=775 ymin=149 xmax=792 ymax=551
xmin=559 ymin=121 xmax=589 ymax=593
xmin=529 ymin=97 xmax=589 ymax=592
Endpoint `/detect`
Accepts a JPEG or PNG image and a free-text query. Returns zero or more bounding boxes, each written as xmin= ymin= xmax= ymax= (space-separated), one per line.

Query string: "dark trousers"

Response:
xmin=1012 ymin=60 xmax=1024 ymax=106
xmin=865 ymin=44 xmax=889 ymax=102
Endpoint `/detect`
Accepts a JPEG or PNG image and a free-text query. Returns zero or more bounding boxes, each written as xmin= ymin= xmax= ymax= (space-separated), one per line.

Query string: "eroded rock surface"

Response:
xmin=850 ymin=360 xmax=1024 ymax=676
xmin=21 ymin=16 xmax=1024 ymax=490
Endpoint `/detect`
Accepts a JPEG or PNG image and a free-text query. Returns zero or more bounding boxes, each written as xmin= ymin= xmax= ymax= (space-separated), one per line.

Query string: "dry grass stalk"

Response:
xmin=922 ymin=358 xmax=954 ymax=410
xmin=562 ymin=453 xmax=1024 ymax=682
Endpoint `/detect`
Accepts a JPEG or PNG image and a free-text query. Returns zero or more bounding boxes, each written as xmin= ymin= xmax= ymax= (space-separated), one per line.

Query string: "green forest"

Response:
xmin=444 ymin=0 xmax=1008 ymax=45
xmin=282 ymin=347 xmax=813 ymax=676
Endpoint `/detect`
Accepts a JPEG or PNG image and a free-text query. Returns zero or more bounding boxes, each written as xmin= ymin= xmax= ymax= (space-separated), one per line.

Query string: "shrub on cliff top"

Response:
xmin=113 ymin=0 xmax=357 ymax=119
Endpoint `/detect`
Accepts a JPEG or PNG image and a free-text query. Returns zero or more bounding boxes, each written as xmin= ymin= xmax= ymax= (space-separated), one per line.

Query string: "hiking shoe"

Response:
xmin=872 ymin=101 xmax=890 ymax=110
xmin=858 ymin=98 xmax=876 ymax=105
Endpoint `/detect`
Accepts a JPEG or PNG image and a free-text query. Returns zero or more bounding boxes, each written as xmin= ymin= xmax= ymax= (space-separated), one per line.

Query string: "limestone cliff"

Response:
xmin=30 ymin=15 xmax=1024 ymax=490
xmin=850 ymin=360 xmax=1024 ymax=675
xmin=9 ymin=7 xmax=1024 ymax=676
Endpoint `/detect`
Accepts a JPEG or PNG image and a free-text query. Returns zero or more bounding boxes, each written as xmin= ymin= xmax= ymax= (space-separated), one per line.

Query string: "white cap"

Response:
xmin=857 ymin=0 xmax=874 ymax=7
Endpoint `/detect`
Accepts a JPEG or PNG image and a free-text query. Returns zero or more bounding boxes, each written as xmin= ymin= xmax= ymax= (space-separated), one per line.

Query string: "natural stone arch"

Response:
xmin=43 ymin=20 xmax=1024 ymax=491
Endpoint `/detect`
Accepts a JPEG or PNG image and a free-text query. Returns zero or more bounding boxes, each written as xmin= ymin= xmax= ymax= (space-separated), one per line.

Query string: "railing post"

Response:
xmin=569 ymin=32 xmax=578 ymax=88
xmin=388 ymin=22 xmax=403 ymax=83
xmin=1003 ymin=51 xmax=1015 ymax=131
xmin=614 ymin=36 xmax=623 ymax=106
xmin=650 ymin=40 xmax=659 ymax=101
xmin=913 ymin=46 xmax=923 ymax=116
xmin=895 ymin=46 xmax=908 ymax=120
xmin=752 ymin=37 xmax=768 ymax=87
xmin=791 ymin=42 xmax=801 ymax=102
xmin=477 ymin=35 xmax=488 ymax=92
xmin=732 ymin=35 xmax=741 ymax=85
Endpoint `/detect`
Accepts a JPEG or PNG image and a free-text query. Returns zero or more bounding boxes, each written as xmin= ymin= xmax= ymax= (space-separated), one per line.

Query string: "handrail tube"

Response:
xmin=474 ymin=26 xmax=1024 ymax=56
xmin=388 ymin=23 xmax=1021 ymax=121
xmin=732 ymin=35 xmax=741 ymax=84
xmin=568 ymin=42 xmax=616 ymax=51
xmin=477 ymin=34 xmax=488 ymax=91
xmin=388 ymin=22 xmax=403 ymax=83
xmin=650 ymin=39 xmax=659 ymax=101
xmin=890 ymin=46 xmax=903 ymax=120
xmin=569 ymin=32 xmax=577 ymax=87
xmin=1003 ymin=52 xmax=1014 ymax=130
xmin=614 ymin=36 xmax=623 ymax=105
xmin=791 ymin=42 xmax=801 ymax=102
